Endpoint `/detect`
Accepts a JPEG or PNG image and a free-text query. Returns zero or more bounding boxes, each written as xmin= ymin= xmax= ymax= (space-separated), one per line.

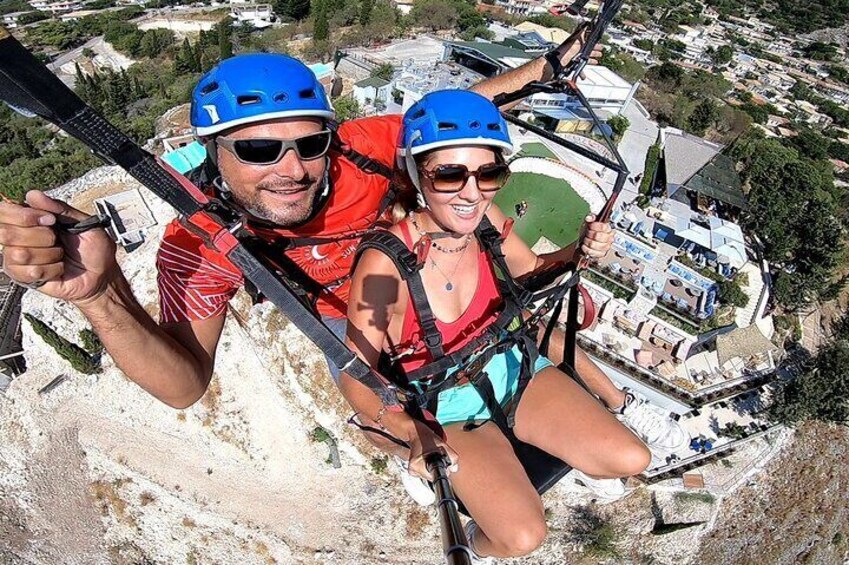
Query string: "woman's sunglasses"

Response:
xmin=216 ymin=130 xmax=332 ymax=165
xmin=420 ymin=162 xmax=512 ymax=193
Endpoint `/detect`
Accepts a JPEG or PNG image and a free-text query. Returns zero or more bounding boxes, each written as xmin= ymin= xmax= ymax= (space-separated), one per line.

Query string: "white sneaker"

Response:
xmin=464 ymin=521 xmax=494 ymax=564
xmin=617 ymin=389 xmax=689 ymax=452
xmin=570 ymin=469 xmax=626 ymax=502
xmin=393 ymin=457 xmax=436 ymax=506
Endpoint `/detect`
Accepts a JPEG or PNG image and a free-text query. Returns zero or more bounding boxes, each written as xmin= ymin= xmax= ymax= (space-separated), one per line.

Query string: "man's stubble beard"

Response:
xmin=229 ymin=175 xmax=322 ymax=228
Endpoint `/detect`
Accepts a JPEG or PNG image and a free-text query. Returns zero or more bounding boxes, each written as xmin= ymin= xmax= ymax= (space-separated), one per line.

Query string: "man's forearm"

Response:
xmin=76 ymin=274 xmax=211 ymax=408
xmin=470 ymin=57 xmax=554 ymax=110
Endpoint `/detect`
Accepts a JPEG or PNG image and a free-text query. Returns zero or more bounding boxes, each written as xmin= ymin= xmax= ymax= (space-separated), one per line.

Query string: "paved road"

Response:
xmin=617 ymin=99 xmax=659 ymax=205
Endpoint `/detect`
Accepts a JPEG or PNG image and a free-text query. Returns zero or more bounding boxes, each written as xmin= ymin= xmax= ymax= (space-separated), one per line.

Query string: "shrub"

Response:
xmin=25 ymin=314 xmax=101 ymax=374
xmin=79 ymin=328 xmax=104 ymax=355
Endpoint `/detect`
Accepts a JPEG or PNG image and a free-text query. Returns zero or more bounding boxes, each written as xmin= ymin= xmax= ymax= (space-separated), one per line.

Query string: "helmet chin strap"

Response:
xmin=405 ymin=131 xmax=428 ymax=210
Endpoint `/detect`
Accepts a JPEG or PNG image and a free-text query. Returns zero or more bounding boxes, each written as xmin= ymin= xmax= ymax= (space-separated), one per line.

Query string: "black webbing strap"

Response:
xmin=331 ymin=138 xmax=395 ymax=179
xmin=356 ymin=230 xmax=445 ymax=359
xmin=347 ymin=413 xmax=410 ymax=449
xmin=476 ymin=217 xmax=531 ymax=308
xmin=401 ymin=303 xmax=520 ymax=383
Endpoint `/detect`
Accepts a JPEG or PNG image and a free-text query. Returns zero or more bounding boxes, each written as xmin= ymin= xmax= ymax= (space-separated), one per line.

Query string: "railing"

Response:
xmin=639 ymin=424 xmax=781 ymax=482
xmin=578 ymin=332 xmax=782 ymax=407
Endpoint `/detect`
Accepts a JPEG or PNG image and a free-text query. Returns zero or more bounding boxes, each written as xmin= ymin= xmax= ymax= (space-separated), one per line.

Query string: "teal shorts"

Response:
xmin=424 ymin=345 xmax=553 ymax=427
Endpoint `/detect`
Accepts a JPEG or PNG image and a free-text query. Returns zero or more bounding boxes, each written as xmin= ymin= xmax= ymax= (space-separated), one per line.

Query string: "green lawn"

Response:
xmin=517 ymin=142 xmax=557 ymax=160
xmin=494 ymin=171 xmax=590 ymax=249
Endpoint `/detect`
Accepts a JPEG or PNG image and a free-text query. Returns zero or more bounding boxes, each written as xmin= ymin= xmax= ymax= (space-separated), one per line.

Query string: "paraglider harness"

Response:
xmin=355 ymin=218 xmax=586 ymax=435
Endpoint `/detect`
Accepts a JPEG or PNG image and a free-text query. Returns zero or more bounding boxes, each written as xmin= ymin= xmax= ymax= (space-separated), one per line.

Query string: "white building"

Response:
xmin=352 ymin=76 xmax=391 ymax=110
xmin=230 ymin=3 xmax=275 ymax=28
xmin=392 ymin=0 xmax=413 ymax=14
xmin=525 ymin=65 xmax=638 ymax=117
xmin=497 ymin=0 xmax=546 ymax=16
xmin=1 ymin=11 xmax=28 ymax=28
xmin=60 ymin=9 xmax=101 ymax=21
xmin=44 ymin=0 xmax=82 ymax=13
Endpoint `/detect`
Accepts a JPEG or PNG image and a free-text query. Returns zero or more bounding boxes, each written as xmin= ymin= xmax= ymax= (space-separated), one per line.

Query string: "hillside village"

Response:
xmin=1 ymin=0 xmax=849 ymax=563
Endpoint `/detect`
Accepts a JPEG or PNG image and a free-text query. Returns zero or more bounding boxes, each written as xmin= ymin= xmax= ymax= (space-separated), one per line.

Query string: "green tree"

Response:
xmin=371 ymin=63 xmax=394 ymax=81
xmin=139 ymin=28 xmax=174 ymax=58
xmin=648 ymin=61 xmax=683 ymax=87
xmin=740 ymin=101 xmax=768 ymax=124
xmin=17 ymin=10 xmax=47 ymax=25
xmin=176 ymin=37 xmax=201 ymax=73
xmin=526 ymin=13 xmax=576 ymax=32
xmin=411 ymin=0 xmax=457 ymax=30
xmin=718 ymin=279 xmax=748 ymax=308
xmin=359 ymin=0 xmax=373 ymax=24
xmin=24 ymin=314 xmax=102 ymax=375
xmin=79 ymin=328 xmax=104 ymax=356
xmin=710 ymin=44 xmax=733 ymax=66
xmin=686 ymin=98 xmax=718 ymax=136
xmin=606 ymin=114 xmax=630 ymax=139
xmin=333 ymin=95 xmax=361 ymax=122
xmin=803 ymin=41 xmax=838 ymax=62
xmin=218 ymin=17 xmax=233 ymax=60
xmin=275 ymin=0 xmax=310 ymax=20
xmin=313 ymin=0 xmax=329 ymax=41
xmin=771 ymin=330 xmax=849 ymax=425
xmin=362 ymin=0 xmax=399 ymax=42
xmin=790 ymin=128 xmax=831 ymax=161
xmin=632 ymin=38 xmax=654 ymax=51
xmin=827 ymin=64 xmax=849 ymax=85
xmin=829 ymin=141 xmax=849 ymax=162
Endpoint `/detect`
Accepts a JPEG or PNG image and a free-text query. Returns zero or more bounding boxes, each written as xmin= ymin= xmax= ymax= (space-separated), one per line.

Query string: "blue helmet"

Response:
xmin=191 ymin=53 xmax=335 ymax=137
xmin=400 ymin=90 xmax=513 ymax=159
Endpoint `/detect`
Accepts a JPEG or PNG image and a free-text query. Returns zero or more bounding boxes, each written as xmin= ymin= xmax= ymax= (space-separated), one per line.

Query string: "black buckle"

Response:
xmin=423 ymin=332 xmax=443 ymax=350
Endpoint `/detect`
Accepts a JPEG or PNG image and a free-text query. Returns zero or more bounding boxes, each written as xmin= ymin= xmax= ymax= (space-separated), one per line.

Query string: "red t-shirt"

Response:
xmin=156 ymin=114 xmax=402 ymax=322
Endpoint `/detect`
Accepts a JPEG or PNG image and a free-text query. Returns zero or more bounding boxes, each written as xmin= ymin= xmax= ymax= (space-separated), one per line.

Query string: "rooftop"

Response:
xmin=716 ymin=325 xmax=778 ymax=368
xmin=682 ymin=153 xmax=747 ymax=210
xmin=445 ymin=40 xmax=535 ymax=69
xmin=354 ymin=76 xmax=390 ymax=89
xmin=514 ymin=21 xmax=571 ymax=45
xmin=662 ymin=128 xmax=723 ymax=186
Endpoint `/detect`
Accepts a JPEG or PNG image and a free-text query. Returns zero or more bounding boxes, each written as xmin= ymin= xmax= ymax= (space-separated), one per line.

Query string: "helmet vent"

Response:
xmin=299 ymin=88 xmax=317 ymax=99
xmin=469 ymin=120 xmax=480 ymax=129
xmin=438 ymin=122 xmax=458 ymax=131
xmin=237 ymin=95 xmax=262 ymax=106
xmin=487 ymin=123 xmax=501 ymax=131
xmin=273 ymin=92 xmax=289 ymax=102
xmin=199 ymin=82 xmax=219 ymax=96
xmin=411 ymin=108 xmax=426 ymax=120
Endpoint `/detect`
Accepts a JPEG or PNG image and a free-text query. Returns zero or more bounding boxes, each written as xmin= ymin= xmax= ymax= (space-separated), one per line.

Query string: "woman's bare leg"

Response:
xmin=513 ymin=366 xmax=651 ymax=478
xmin=442 ymin=422 xmax=547 ymax=558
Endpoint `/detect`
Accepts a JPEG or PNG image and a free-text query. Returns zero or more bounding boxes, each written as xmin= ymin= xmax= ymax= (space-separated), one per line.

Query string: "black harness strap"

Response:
xmin=355 ymin=221 xmax=561 ymax=433
xmin=331 ymin=138 xmax=395 ymax=179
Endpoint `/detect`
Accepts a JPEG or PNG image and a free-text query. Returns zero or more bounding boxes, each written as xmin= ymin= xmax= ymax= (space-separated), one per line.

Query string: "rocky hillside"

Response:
xmin=0 ymin=166 xmax=845 ymax=565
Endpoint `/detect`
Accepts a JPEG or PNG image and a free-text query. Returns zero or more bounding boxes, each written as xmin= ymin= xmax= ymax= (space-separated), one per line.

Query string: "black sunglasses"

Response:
xmin=216 ymin=130 xmax=332 ymax=165
xmin=420 ymin=162 xmax=512 ymax=192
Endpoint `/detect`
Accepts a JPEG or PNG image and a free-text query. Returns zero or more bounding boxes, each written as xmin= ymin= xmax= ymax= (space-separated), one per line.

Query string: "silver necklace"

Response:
xmin=410 ymin=211 xmax=472 ymax=254
xmin=429 ymin=243 xmax=470 ymax=291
